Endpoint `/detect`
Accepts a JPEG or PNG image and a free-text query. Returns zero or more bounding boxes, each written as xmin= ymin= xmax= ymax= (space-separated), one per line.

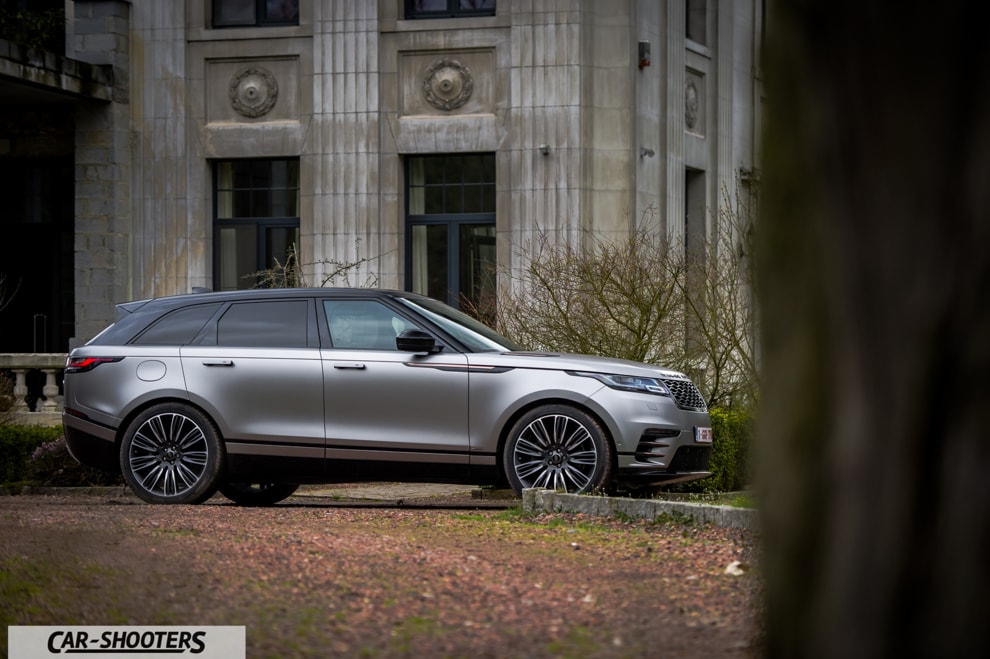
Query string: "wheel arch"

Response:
xmin=494 ymin=397 xmax=619 ymax=479
xmin=115 ymin=396 xmax=226 ymax=462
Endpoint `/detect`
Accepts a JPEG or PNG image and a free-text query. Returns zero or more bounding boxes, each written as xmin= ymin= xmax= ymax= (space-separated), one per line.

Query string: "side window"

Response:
xmin=406 ymin=153 xmax=496 ymax=313
xmin=324 ymin=300 xmax=420 ymax=350
xmin=405 ymin=0 xmax=495 ymax=19
xmin=217 ymin=300 xmax=309 ymax=348
xmin=214 ymin=158 xmax=300 ymax=291
xmin=132 ymin=304 xmax=222 ymax=346
xmin=213 ymin=0 xmax=299 ymax=27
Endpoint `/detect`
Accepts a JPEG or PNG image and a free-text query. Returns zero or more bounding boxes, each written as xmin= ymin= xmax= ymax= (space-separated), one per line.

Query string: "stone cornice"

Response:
xmin=0 ymin=38 xmax=113 ymax=102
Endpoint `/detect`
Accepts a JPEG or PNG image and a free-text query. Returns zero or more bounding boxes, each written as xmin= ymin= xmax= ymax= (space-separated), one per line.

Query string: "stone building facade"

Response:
xmin=0 ymin=0 xmax=764 ymax=351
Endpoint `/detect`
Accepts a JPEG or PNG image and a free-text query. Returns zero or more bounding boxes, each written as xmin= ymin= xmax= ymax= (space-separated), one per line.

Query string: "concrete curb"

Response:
xmin=2 ymin=486 xmax=758 ymax=530
xmin=521 ymin=489 xmax=759 ymax=531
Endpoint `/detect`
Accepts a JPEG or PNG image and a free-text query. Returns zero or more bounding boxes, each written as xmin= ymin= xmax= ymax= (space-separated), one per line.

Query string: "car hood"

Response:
xmin=466 ymin=351 xmax=691 ymax=380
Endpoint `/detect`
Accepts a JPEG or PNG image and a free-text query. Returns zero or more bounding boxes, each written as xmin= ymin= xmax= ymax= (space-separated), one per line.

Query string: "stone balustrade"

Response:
xmin=0 ymin=353 xmax=67 ymax=427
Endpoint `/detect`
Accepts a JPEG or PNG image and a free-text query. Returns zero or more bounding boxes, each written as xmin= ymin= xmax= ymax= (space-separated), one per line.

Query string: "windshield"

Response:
xmin=397 ymin=297 xmax=523 ymax=353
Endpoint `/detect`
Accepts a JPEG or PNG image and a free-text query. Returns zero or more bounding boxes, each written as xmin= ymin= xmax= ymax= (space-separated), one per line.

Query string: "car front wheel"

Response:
xmin=220 ymin=482 xmax=299 ymax=506
xmin=120 ymin=403 xmax=224 ymax=504
xmin=503 ymin=404 xmax=614 ymax=495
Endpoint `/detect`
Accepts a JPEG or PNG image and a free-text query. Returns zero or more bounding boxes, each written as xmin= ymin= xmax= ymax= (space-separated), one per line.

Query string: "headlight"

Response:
xmin=571 ymin=371 xmax=671 ymax=396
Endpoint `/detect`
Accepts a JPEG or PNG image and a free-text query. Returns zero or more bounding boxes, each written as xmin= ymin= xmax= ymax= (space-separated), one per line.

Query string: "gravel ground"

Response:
xmin=0 ymin=491 xmax=762 ymax=658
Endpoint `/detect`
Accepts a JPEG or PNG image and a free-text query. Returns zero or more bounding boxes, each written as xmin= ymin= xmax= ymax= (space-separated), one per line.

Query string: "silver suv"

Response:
xmin=63 ymin=289 xmax=712 ymax=505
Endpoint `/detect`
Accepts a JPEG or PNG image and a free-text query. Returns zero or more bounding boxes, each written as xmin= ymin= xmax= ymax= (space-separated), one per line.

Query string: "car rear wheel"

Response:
xmin=219 ymin=482 xmax=299 ymax=506
xmin=120 ymin=403 xmax=224 ymax=504
xmin=503 ymin=404 xmax=614 ymax=495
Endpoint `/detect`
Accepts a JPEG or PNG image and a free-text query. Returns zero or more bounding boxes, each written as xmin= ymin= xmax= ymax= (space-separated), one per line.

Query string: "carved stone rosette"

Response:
xmin=685 ymin=79 xmax=699 ymax=130
xmin=422 ymin=57 xmax=474 ymax=112
xmin=229 ymin=66 xmax=279 ymax=118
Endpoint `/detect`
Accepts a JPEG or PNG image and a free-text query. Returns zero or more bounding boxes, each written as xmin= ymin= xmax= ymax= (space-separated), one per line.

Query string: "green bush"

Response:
xmin=25 ymin=436 xmax=123 ymax=487
xmin=0 ymin=425 xmax=122 ymax=487
xmin=0 ymin=424 xmax=63 ymax=484
xmin=668 ymin=407 xmax=753 ymax=494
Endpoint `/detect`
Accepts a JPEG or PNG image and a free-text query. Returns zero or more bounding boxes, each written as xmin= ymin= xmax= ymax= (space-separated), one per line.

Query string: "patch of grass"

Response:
xmin=611 ymin=510 xmax=636 ymax=524
xmin=545 ymin=625 xmax=612 ymax=657
xmin=0 ymin=556 xmax=44 ymax=623
xmin=0 ymin=552 xmax=133 ymax=638
xmin=724 ymin=492 xmax=758 ymax=508
xmin=492 ymin=505 xmax=528 ymax=522
xmin=535 ymin=515 xmax=605 ymax=532
xmin=652 ymin=490 xmax=757 ymax=509
xmin=450 ymin=512 xmax=489 ymax=522
xmin=387 ymin=613 xmax=443 ymax=654
xmin=153 ymin=527 xmax=200 ymax=538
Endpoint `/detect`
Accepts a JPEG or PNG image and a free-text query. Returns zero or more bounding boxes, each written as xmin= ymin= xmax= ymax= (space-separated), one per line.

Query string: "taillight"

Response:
xmin=65 ymin=356 xmax=124 ymax=373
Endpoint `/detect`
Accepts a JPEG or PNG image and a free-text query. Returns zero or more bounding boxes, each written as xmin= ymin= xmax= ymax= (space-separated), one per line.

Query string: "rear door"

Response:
xmin=180 ymin=298 xmax=324 ymax=461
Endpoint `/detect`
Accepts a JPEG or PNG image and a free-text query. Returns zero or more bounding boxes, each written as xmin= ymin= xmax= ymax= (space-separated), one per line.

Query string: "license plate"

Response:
xmin=695 ymin=426 xmax=713 ymax=443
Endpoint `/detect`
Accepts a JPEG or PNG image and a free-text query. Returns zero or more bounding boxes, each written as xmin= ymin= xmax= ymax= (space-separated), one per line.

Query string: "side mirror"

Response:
xmin=396 ymin=329 xmax=440 ymax=354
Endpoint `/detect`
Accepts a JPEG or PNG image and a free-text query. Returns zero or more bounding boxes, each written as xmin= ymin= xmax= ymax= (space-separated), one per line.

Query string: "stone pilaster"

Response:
xmin=70 ymin=1 xmax=131 ymax=345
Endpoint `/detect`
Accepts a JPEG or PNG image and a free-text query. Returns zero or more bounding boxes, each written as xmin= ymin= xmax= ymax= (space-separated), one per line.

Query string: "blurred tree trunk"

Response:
xmin=758 ymin=2 xmax=990 ymax=657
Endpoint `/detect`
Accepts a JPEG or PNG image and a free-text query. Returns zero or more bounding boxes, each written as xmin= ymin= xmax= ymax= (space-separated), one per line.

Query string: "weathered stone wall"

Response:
xmin=68 ymin=0 xmax=131 ymax=345
xmin=65 ymin=0 xmax=761 ymax=336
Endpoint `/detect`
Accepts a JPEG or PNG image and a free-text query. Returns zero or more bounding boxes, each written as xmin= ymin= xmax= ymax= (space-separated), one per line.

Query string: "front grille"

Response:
xmin=667 ymin=445 xmax=712 ymax=472
xmin=661 ymin=378 xmax=708 ymax=411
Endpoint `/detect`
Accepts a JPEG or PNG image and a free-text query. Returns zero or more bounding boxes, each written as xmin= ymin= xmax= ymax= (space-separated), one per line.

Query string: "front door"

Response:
xmin=320 ymin=299 xmax=470 ymax=472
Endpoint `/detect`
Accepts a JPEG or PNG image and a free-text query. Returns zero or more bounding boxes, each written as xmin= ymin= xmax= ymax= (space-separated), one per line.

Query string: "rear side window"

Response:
xmin=217 ymin=300 xmax=309 ymax=348
xmin=131 ymin=304 xmax=222 ymax=346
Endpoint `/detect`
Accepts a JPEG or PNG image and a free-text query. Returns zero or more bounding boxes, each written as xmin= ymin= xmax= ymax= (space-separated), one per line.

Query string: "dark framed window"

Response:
xmin=406 ymin=154 xmax=496 ymax=315
xmin=213 ymin=0 xmax=299 ymax=28
xmin=214 ymin=159 xmax=300 ymax=291
xmin=324 ymin=300 xmax=422 ymax=351
xmin=132 ymin=304 xmax=222 ymax=346
xmin=687 ymin=0 xmax=707 ymax=45
xmin=404 ymin=0 xmax=495 ymax=20
xmin=217 ymin=300 xmax=309 ymax=347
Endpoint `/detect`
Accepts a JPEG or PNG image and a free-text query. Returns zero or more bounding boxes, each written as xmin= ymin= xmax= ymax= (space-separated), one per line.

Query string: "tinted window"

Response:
xmin=213 ymin=0 xmax=299 ymax=27
xmin=324 ymin=300 xmax=421 ymax=350
xmin=397 ymin=296 xmax=520 ymax=352
xmin=214 ymin=158 xmax=300 ymax=291
xmin=217 ymin=300 xmax=308 ymax=347
xmin=131 ymin=304 xmax=222 ymax=346
xmin=405 ymin=0 xmax=495 ymax=19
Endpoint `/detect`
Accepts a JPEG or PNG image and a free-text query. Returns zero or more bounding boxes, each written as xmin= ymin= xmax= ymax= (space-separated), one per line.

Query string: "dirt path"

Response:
xmin=0 ymin=494 xmax=761 ymax=657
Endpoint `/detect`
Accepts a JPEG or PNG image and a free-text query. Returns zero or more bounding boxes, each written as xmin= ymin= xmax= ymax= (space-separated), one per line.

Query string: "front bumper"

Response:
xmin=616 ymin=431 xmax=712 ymax=486
xmin=589 ymin=387 xmax=713 ymax=487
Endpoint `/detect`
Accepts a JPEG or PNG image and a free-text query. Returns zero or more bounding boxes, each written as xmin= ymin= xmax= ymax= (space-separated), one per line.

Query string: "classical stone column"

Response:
xmin=10 ymin=368 xmax=29 ymax=412
xmin=40 ymin=369 xmax=60 ymax=411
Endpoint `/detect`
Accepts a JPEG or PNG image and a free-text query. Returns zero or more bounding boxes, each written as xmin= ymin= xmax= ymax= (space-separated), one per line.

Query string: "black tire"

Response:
xmin=120 ymin=403 xmax=224 ymax=505
xmin=219 ymin=482 xmax=299 ymax=506
xmin=503 ymin=404 xmax=614 ymax=495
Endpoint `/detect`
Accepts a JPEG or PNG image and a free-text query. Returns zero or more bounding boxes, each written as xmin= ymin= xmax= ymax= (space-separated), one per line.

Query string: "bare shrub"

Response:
xmin=681 ymin=187 xmax=760 ymax=409
xmin=490 ymin=198 xmax=759 ymax=410
xmin=248 ymin=241 xmax=384 ymax=289
xmin=492 ymin=229 xmax=689 ymax=369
